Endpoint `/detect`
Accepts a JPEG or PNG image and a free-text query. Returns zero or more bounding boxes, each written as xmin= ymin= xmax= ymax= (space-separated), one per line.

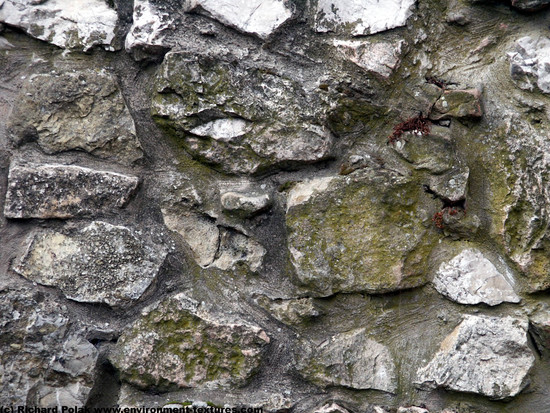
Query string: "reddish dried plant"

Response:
xmin=432 ymin=210 xmax=445 ymax=229
xmin=388 ymin=114 xmax=431 ymax=145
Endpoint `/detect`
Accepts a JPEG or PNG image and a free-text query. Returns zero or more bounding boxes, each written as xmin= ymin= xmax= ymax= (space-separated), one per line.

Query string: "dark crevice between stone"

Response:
xmin=86 ymin=355 xmax=121 ymax=409
xmin=527 ymin=326 xmax=544 ymax=359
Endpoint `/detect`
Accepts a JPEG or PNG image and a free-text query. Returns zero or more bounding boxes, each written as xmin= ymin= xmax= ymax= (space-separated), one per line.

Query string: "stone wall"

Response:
xmin=1 ymin=0 xmax=550 ymax=412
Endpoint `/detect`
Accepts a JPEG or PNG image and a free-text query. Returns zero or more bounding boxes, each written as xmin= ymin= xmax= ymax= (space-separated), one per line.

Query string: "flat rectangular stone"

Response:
xmin=4 ymin=163 xmax=139 ymax=219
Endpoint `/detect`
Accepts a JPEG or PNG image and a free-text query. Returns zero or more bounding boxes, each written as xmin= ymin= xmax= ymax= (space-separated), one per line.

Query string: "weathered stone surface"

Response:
xmin=256 ymin=296 xmax=319 ymax=326
xmin=314 ymin=0 xmax=416 ymax=36
xmin=511 ymin=0 xmax=550 ymax=11
xmin=125 ymin=0 xmax=173 ymax=57
xmin=429 ymin=89 xmax=483 ymax=120
xmin=508 ymin=36 xmax=550 ymax=94
xmin=0 ymin=288 xmax=97 ymax=406
xmin=0 ymin=0 xmax=118 ymax=51
xmin=8 ymin=70 xmax=143 ymax=164
xmin=529 ymin=308 xmax=550 ymax=357
xmin=333 ymin=40 xmax=405 ymax=78
xmin=314 ymin=403 xmax=350 ymax=413
xmin=152 ymin=51 xmax=333 ymax=174
xmin=286 ymin=169 xmax=438 ymax=296
xmin=162 ymin=209 xmax=265 ymax=271
xmin=221 ymin=191 xmax=271 ymax=217
xmin=110 ymin=293 xmax=270 ymax=390
xmin=297 ymin=328 xmax=397 ymax=392
xmin=13 ymin=221 xmax=167 ymax=307
xmin=432 ymin=248 xmax=520 ymax=306
xmin=4 ymin=163 xmax=138 ymax=219
xmin=183 ymin=0 xmax=292 ymax=39
xmin=392 ymin=131 xmax=455 ymax=174
xmin=428 ymin=167 xmax=469 ymax=202
xmin=416 ymin=315 xmax=534 ymax=399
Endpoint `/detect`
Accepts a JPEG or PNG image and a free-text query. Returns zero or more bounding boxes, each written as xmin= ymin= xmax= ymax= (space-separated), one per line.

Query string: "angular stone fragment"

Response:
xmin=110 ymin=293 xmax=270 ymax=390
xmin=511 ymin=0 xmax=550 ymax=11
xmin=529 ymin=308 xmax=550 ymax=357
xmin=13 ymin=222 xmax=167 ymax=307
xmin=429 ymin=89 xmax=483 ymax=120
xmin=508 ymin=36 xmax=550 ymax=94
xmin=314 ymin=0 xmax=416 ymax=36
xmin=256 ymin=296 xmax=319 ymax=326
xmin=433 ymin=248 xmax=520 ymax=306
xmin=183 ymin=0 xmax=292 ymax=39
xmin=162 ymin=209 xmax=265 ymax=271
xmin=416 ymin=315 xmax=534 ymax=399
xmin=314 ymin=403 xmax=350 ymax=413
xmin=286 ymin=169 xmax=438 ymax=296
xmin=125 ymin=0 xmax=173 ymax=57
xmin=297 ymin=328 xmax=397 ymax=392
xmin=0 ymin=0 xmax=118 ymax=51
xmin=4 ymin=163 xmax=138 ymax=219
xmin=221 ymin=191 xmax=271 ymax=217
xmin=392 ymin=132 xmax=455 ymax=174
xmin=0 ymin=288 xmax=98 ymax=406
xmin=152 ymin=52 xmax=333 ymax=174
xmin=8 ymin=70 xmax=143 ymax=164
xmin=333 ymin=40 xmax=404 ymax=78
xmin=428 ymin=167 xmax=469 ymax=202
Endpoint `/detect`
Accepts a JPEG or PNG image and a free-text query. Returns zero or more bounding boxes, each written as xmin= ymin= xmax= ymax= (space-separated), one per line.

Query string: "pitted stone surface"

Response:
xmin=297 ymin=328 xmax=397 ymax=392
xmin=4 ymin=163 xmax=138 ymax=219
xmin=13 ymin=222 xmax=167 ymax=307
xmin=416 ymin=315 xmax=534 ymax=399
xmin=110 ymin=293 xmax=270 ymax=390
xmin=333 ymin=40 xmax=405 ymax=78
xmin=0 ymin=0 xmax=118 ymax=51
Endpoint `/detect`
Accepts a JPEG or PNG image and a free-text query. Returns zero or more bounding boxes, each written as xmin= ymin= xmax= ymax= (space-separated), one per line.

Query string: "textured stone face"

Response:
xmin=333 ymin=40 xmax=405 ymax=78
xmin=432 ymin=248 xmax=520 ymax=306
xmin=4 ymin=163 xmax=138 ymax=219
xmin=508 ymin=36 xmax=550 ymax=94
xmin=110 ymin=293 xmax=270 ymax=391
xmin=125 ymin=0 xmax=173 ymax=56
xmin=0 ymin=0 xmax=118 ymax=51
xmin=416 ymin=315 xmax=534 ymax=399
xmin=429 ymin=89 xmax=483 ymax=120
xmin=8 ymin=70 xmax=143 ymax=165
xmin=0 ymin=288 xmax=98 ymax=406
xmin=152 ymin=51 xmax=333 ymax=174
xmin=183 ymin=0 xmax=292 ymax=39
xmin=314 ymin=0 xmax=416 ymax=35
xmin=296 ymin=328 xmax=397 ymax=392
xmin=221 ymin=191 xmax=271 ymax=217
xmin=13 ymin=221 xmax=167 ymax=307
xmin=286 ymin=169 xmax=438 ymax=296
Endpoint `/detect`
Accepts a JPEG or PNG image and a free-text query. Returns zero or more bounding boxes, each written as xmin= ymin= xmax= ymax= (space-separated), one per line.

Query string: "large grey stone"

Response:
xmin=0 ymin=288 xmax=98 ymax=406
xmin=286 ymin=169 xmax=439 ymax=296
xmin=183 ymin=0 xmax=292 ymax=39
xmin=110 ymin=293 xmax=270 ymax=390
xmin=13 ymin=221 xmax=167 ymax=307
xmin=8 ymin=70 xmax=143 ymax=165
xmin=152 ymin=51 xmax=333 ymax=174
xmin=416 ymin=315 xmax=534 ymax=399
xmin=432 ymin=248 xmax=520 ymax=306
xmin=314 ymin=0 xmax=416 ymax=36
xmin=4 ymin=163 xmax=138 ymax=219
xmin=296 ymin=328 xmax=397 ymax=392
xmin=0 ymin=0 xmax=118 ymax=51
xmin=508 ymin=36 xmax=550 ymax=94
xmin=221 ymin=191 xmax=271 ymax=217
